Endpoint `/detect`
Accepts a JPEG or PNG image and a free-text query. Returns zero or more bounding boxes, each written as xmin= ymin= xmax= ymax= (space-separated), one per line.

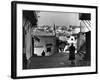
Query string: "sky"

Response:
xmin=37 ymin=11 xmax=80 ymax=27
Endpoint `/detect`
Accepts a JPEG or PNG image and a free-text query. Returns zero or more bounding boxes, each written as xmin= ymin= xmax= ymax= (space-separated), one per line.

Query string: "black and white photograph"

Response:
xmin=23 ymin=11 xmax=91 ymax=69
xmin=11 ymin=1 xmax=97 ymax=79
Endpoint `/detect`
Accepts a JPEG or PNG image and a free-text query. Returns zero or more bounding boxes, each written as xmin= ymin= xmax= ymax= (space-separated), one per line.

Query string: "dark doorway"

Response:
xmin=32 ymin=37 xmax=34 ymax=55
xmin=47 ymin=47 xmax=51 ymax=52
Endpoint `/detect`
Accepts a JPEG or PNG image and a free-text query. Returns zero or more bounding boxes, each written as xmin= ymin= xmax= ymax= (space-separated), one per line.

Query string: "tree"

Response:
xmin=23 ymin=10 xmax=38 ymax=28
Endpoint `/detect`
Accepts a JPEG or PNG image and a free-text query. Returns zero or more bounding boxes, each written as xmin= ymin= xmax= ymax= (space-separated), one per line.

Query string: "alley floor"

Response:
xmin=27 ymin=52 xmax=90 ymax=69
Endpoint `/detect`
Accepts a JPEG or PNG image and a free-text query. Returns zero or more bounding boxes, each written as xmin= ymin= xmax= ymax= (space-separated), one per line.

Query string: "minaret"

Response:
xmin=53 ymin=22 xmax=56 ymax=36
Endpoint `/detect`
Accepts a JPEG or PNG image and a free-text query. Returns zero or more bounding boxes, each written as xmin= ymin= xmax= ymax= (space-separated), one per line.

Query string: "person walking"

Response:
xmin=69 ymin=43 xmax=76 ymax=65
xmin=42 ymin=50 xmax=45 ymax=56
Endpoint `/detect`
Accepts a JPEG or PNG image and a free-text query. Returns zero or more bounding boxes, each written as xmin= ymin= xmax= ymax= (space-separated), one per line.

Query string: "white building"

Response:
xmin=32 ymin=30 xmax=58 ymax=56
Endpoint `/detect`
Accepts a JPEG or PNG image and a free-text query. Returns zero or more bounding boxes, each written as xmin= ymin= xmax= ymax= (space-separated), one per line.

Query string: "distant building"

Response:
xmin=32 ymin=30 xmax=58 ymax=56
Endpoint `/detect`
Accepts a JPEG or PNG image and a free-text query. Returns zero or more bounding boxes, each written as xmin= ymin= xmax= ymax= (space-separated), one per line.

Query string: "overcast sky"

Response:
xmin=37 ymin=11 xmax=80 ymax=27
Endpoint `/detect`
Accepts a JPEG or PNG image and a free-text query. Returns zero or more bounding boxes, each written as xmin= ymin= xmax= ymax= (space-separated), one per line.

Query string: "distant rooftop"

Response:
xmin=32 ymin=29 xmax=55 ymax=36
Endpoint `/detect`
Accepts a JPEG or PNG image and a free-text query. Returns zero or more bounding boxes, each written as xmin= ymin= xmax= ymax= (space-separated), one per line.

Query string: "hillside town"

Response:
xmin=23 ymin=10 xmax=91 ymax=69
